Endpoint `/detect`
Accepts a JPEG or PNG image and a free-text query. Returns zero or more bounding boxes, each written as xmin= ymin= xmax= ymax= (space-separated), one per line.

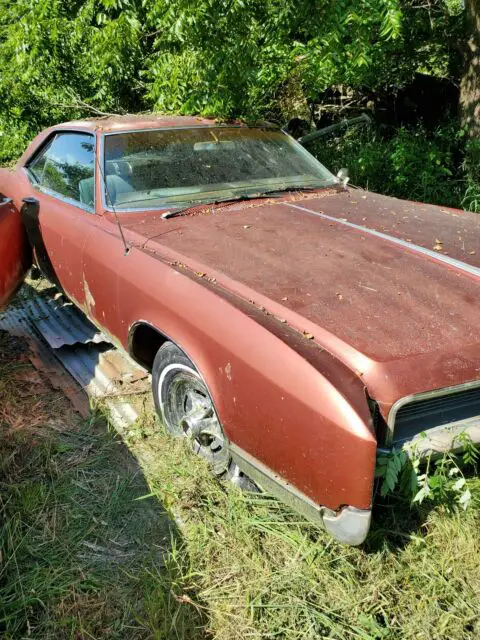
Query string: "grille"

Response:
xmin=392 ymin=386 xmax=480 ymax=445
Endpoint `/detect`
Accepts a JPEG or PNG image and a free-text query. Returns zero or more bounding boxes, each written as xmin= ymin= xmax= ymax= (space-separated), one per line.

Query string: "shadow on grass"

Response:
xmin=364 ymin=492 xmax=434 ymax=553
xmin=0 ymin=330 xmax=209 ymax=639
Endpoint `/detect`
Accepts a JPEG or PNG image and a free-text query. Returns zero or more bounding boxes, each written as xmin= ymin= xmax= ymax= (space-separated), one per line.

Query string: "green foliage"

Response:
xmin=376 ymin=433 xmax=479 ymax=510
xmin=144 ymin=0 xmax=406 ymax=118
xmin=462 ymin=138 xmax=480 ymax=211
xmin=376 ymin=449 xmax=418 ymax=498
xmin=0 ymin=0 xmax=471 ymax=161
xmin=310 ymin=121 xmax=477 ymax=208
xmin=0 ymin=0 xmax=147 ymax=163
xmin=0 ymin=0 xmax=478 ymax=211
xmin=125 ymin=403 xmax=480 ymax=639
xmin=0 ymin=340 xmax=204 ymax=639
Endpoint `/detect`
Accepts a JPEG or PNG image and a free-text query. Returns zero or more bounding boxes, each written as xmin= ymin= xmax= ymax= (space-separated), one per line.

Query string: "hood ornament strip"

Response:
xmin=285 ymin=201 xmax=480 ymax=281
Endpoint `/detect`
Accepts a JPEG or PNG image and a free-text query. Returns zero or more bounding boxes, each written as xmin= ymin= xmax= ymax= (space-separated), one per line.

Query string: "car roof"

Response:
xmin=17 ymin=114 xmax=277 ymax=168
xmin=53 ymin=114 xmax=251 ymax=133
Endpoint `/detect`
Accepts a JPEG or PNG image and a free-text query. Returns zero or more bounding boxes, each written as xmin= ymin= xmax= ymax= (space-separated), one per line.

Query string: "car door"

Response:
xmin=0 ymin=189 xmax=30 ymax=308
xmin=22 ymin=131 xmax=96 ymax=306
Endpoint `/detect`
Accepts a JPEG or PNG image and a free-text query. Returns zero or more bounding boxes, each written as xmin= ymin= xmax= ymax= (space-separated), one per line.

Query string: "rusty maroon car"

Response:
xmin=1 ymin=115 xmax=480 ymax=545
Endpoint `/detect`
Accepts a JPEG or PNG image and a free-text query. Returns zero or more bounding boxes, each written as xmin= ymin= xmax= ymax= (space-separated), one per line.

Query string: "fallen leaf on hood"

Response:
xmin=433 ymin=244 xmax=443 ymax=251
xmin=196 ymin=272 xmax=206 ymax=277
xmin=281 ymin=296 xmax=288 ymax=301
xmin=435 ymin=238 xmax=443 ymax=244
xmin=469 ymin=250 xmax=476 ymax=255
xmin=243 ymin=225 xmax=251 ymax=229
xmin=303 ymin=332 xmax=314 ymax=340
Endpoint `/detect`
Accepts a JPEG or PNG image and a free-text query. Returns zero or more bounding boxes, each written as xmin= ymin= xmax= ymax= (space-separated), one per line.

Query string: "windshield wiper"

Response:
xmin=253 ymin=185 xmax=323 ymax=197
xmin=161 ymin=192 xmax=274 ymax=219
xmin=161 ymin=186 xmax=326 ymax=220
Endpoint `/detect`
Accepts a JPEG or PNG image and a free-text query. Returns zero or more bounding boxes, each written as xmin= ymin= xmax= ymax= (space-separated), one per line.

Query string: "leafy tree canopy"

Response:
xmin=0 ymin=0 xmax=473 ymax=161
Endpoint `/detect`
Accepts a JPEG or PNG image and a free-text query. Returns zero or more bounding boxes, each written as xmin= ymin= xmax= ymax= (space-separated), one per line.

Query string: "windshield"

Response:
xmin=102 ymin=127 xmax=336 ymax=210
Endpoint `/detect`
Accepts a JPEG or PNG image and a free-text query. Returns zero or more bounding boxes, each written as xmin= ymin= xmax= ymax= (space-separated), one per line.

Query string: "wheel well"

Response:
xmin=129 ymin=323 xmax=169 ymax=371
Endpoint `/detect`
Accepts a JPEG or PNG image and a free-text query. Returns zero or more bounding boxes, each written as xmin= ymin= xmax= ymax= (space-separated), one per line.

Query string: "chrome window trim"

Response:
xmin=24 ymin=130 xmax=96 ymax=215
xmin=99 ymin=126 xmax=335 ymax=214
xmin=387 ymin=378 xmax=480 ymax=445
xmin=35 ymin=182 xmax=95 ymax=214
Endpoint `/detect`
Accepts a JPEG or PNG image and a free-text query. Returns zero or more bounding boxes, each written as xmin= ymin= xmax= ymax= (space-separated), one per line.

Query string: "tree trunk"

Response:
xmin=460 ymin=0 xmax=480 ymax=137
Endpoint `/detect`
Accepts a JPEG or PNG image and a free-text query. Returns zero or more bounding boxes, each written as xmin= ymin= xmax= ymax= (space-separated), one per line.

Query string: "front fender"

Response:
xmin=117 ymin=246 xmax=377 ymax=513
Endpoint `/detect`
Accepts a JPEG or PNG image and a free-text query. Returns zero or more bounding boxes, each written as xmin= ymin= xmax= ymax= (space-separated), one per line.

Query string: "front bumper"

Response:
xmin=230 ymin=443 xmax=372 ymax=546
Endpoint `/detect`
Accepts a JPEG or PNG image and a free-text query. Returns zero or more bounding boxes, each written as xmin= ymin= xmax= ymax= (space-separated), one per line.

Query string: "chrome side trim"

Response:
xmin=387 ymin=378 xmax=480 ymax=445
xmin=285 ymin=202 xmax=480 ymax=281
xmin=230 ymin=443 xmax=371 ymax=546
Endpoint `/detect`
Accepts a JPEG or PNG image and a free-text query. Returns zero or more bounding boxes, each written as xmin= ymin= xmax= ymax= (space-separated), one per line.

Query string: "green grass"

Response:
xmin=123 ymin=410 xmax=480 ymax=640
xmin=0 ymin=332 xmax=206 ymax=639
xmin=1 ymin=329 xmax=480 ymax=639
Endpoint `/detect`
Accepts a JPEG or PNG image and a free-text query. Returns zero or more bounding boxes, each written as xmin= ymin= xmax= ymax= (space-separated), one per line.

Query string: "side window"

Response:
xmin=28 ymin=133 xmax=95 ymax=208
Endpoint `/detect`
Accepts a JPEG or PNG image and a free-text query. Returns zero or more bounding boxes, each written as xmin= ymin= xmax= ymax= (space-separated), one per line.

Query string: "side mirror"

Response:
xmin=336 ymin=168 xmax=350 ymax=186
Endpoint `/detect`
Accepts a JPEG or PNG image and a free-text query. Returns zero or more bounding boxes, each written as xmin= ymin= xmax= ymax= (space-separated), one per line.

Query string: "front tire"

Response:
xmin=152 ymin=342 xmax=231 ymax=476
xmin=152 ymin=342 xmax=256 ymax=491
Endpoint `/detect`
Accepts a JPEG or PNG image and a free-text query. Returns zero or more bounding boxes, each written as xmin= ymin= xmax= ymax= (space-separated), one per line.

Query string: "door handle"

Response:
xmin=0 ymin=197 xmax=12 ymax=207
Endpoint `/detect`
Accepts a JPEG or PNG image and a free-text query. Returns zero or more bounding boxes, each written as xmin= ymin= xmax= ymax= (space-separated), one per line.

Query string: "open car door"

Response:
xmin=0 ymin=192 xmax=30 ymax=309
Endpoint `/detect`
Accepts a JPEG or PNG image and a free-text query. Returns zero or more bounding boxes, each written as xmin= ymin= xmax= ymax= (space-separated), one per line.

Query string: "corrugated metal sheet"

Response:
xmin=0 ymin=300 xmax=91 ymax=417
xmin=0 ymin=288 xmax=148 ymax=429
xmin=23 ymin=291 xmax=107 ymax=349
xmin=55 ymin=343 xmax=149 ymax=398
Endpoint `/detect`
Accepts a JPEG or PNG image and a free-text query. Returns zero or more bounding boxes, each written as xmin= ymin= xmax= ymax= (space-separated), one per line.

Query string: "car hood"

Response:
xmin=124 ymin=189 xmax=480 ymax=414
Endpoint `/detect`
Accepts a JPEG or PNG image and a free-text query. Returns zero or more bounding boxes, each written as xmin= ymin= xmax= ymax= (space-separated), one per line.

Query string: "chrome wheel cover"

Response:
xmin=158 ymin=363 xmax=230 ymax=475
